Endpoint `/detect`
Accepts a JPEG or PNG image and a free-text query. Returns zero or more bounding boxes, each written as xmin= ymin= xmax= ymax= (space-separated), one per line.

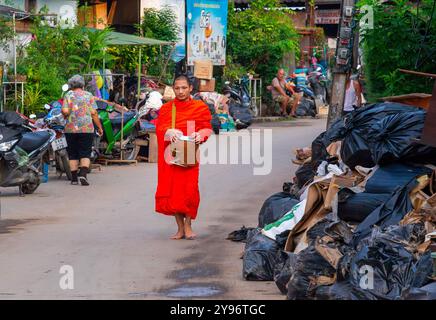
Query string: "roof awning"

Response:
xmin=89 ymin=28 xmax=174 ymax=46
xmin=0 ymin=4 xmax=29 ymax=18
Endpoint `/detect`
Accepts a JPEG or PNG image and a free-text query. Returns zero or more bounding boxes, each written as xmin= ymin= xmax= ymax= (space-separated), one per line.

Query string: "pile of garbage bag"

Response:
xmin=236 ymin=102 xmax=436 ymax=299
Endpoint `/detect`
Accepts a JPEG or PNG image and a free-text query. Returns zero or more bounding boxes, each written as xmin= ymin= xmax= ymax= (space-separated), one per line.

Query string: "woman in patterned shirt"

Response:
xmin=62 ymin=75 xmax=104 ymax=186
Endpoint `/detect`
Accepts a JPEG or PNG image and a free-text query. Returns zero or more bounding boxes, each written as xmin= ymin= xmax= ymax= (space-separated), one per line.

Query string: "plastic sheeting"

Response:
xmin=242 ymin=229 xmax=281 ymax=281
xmin=258 ymin=192 xmax=300 ymax=228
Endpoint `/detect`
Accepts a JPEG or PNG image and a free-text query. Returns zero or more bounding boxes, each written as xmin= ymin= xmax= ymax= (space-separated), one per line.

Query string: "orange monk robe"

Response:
xmin=155 ymin=98 xmax=212 ymax=219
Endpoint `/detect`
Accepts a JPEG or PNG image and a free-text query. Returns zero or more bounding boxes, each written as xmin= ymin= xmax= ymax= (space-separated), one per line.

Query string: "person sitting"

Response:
xmin=270 ymin=69 xmax=300 ymax=117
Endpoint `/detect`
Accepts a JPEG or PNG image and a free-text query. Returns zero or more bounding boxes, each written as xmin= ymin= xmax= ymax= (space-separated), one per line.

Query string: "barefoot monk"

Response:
xmin=155 ymin=75 xmax=212 ymax=240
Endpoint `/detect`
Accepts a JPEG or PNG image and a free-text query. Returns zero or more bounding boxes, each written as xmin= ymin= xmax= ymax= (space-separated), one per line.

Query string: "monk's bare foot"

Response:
xmin=170 ymin=232 xmax=185 ymax=240
xmin=184 ymin=228 xmax=196 ymax=240
xmin=185 ymin=233 xmax=197 ymax=240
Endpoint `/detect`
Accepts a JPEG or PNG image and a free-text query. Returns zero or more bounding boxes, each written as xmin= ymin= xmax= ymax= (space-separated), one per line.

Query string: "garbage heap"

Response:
xmin=237 ymin=102 xmax=436 ymax=300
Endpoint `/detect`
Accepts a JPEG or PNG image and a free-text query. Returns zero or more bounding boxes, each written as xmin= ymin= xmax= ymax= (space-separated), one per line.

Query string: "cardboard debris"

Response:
xmin=295 ymin=148 xmax=312 ymax=161
xmin=427 ymin=193 xmax=436 ymax=208
xmin=315 ymin=238 xmax=343 ymax=269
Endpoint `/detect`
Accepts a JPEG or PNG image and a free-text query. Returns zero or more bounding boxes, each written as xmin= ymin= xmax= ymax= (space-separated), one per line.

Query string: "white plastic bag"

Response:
xmin=261 ymin=199 xmax=307 ymax=241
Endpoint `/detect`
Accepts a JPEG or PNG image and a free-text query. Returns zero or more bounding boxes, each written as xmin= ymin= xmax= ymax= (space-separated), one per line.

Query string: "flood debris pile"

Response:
xmin=232 ymin=103 xmax=436 ymax=300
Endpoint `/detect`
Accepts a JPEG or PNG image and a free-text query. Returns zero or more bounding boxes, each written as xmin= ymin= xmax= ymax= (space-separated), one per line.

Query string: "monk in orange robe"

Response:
xmin=155 ymin=75 xmax=212 ymax=240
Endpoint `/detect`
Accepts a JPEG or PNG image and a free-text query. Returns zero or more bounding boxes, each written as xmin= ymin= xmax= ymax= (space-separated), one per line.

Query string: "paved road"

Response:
xmin=0 ymin=119 xmax=325 ymax=300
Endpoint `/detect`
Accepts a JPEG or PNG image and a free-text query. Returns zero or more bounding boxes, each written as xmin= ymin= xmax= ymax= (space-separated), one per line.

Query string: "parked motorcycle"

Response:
xmin=222 ymin=75 xmax=258 ymax=117
xmin=95 ymin=91 xmax=163 ymax=160
xmin=222 ymin=76 xmax=254 ymax=129
xmin=42 ymin=101 xmax=72 ymax=180
xmin=0 ymin=111 xmax=56 ymax=194
xmin=307 ymin=67 xmax=329 ymax=105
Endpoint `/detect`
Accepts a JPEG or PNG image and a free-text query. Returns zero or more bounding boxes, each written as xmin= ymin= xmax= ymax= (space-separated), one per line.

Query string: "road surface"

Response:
xmin=0 ymin=119 xmax=325 ymax=299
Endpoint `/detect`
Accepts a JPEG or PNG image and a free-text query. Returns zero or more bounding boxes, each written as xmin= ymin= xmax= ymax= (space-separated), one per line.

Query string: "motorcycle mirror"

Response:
xmin=44 ymin=104 xmax=51 ymax=110
xmin=62 ymin=84 xmax=69 ymax=92
xmin=29 ymin=114 xmax=36 ymax=119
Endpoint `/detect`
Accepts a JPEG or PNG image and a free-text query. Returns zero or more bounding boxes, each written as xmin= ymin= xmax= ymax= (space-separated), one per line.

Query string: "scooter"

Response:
xmin=41 ymin=101 xmax=72 ymax=180
xmin=95 ymin=91 xmax=163 ymax=160
xmin=222 ymin=75 xmax=258 ymax=117
xmin=307 ymin=67 xmax=329 ymax=105
xmin=0 ymin=111 xmax=56 ymax=195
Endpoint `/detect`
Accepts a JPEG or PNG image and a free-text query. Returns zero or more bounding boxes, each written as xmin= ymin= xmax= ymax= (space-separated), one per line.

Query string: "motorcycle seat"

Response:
xmin=17 ymin=131 xmax=51 ymax=153
xmin=109 ymin=112 xmax=136 ymax=126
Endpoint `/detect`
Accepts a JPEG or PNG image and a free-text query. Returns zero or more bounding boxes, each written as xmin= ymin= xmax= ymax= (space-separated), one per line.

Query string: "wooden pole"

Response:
xmin=398 ymin=69 xmax=436 ymax=79
xmin=138 ymin=47 xmax=142 ymax=99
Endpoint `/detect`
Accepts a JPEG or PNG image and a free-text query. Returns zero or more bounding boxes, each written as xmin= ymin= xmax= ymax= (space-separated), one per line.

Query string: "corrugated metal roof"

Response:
xmin=0 ymin=4 xmax=27 ymax=17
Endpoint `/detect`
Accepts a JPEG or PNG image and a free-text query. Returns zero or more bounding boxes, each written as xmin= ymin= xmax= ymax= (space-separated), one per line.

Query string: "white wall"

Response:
xmin=36 ymin=0 xmax=78 ymax=27
xmin=0 ymin=33 xmax=32 ymax=65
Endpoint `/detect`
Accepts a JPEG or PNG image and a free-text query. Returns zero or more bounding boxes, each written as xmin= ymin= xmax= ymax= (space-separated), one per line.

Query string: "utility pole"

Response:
xmin=326 ymin=0 xmax=358 ymax=128
xmin=0 ymin=61 xmax=4 ymax=112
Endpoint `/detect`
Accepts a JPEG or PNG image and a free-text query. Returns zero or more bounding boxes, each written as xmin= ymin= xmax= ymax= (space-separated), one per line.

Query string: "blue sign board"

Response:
xmin=186 ymin=0 xmax=228 ymax=66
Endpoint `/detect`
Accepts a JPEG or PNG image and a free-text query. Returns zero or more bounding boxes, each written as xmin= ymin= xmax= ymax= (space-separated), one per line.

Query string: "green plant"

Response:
xmin=24 ymin=83 xmax=45 ymax=115
xmin=139 ymin=7 xmax=179 ymax=79
xmin=0 ymin=16 xmax=13 ymax=52
xmin=18 ymin=15 xmax=117 ymax=114
xmin=357 ymin=0 xmax=436 ymax=101
xmin=69 ymin=28 xmax=116 ymax=73
xmin=226 ymin=0 xmax=300 ymax=95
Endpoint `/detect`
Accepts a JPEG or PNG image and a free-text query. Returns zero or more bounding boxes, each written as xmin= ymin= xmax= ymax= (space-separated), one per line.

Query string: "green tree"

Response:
xmin=226 ymin=0 xmax=300 ymax=84
xmin=139 ymin=7 xmax=179 ymax=80
xmin=0 ymin=16 xmax=13 ymax=52
xmin=20 ymin=16 xmax=114 ymax=112
xmin=357 ymin=0 xmax=436 ymax=101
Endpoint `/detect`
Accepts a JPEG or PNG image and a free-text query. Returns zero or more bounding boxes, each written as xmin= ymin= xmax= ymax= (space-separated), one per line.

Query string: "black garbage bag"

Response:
xmin=352 ymin=182 xmax=416 ymax=247
xmin=274 ymin=251 xmax=297 ymax=294
xmin=348 ymin=224 xmax=431 ymax=300
xmin=365 ymin=163 xmax=432 ymax=194
xmin=311 ymin=132 xmax=329 ymax=170
xmin=367 ymin=110 xmax=436 ymax=165
xmin=337 ymin=189 xmax=391 ymax=223
xmin=258 ymin=192 xmax=299 ymax=228
xmin=295 ymin=163 xmax=315 ymax=188
xmin=307 ymin=216 xmax=354 ymax=246
xmin=340 ymin=130 xmax=375 ymax=169
xmin=205 ymin=102 xmax=221 ymax=135
xmin=287 ymin=245 xmax=337 ymax=299
xmin=403 ymin=282 xmax=436 ymax=300
xmin=226 ymin=226 xmax=255 ymax=243
xmin=242 ymin=229 xmax=281 ymax=281
xmin=296 ymin=98 xmax=316 ymax=117
xmin=314 ymin=281 xmax=355 ymax=300
xmin=229 ymin=103 xmax=252 ymax=129
xmin=321 ymin=103 xmax=426 ymax=169
xmin=276 ymin=230 xmax=291 ymax=249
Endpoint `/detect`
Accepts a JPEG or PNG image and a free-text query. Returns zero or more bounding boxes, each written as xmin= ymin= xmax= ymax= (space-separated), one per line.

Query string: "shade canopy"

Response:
xmin=86 ymin=28 xmax=174 ymax=46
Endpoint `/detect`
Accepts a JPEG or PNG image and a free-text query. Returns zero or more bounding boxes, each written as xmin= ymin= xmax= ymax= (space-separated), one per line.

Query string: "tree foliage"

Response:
xmin=139 ymin=6 xmax=180 ymax=81
xmin=226 ymin=0 xmax=300 ymax=83
xmin=357 ymin=0 xmax=436 ymax=101
xmin=20 ymin=17 xmax=114 ymax=113
xmin=0 ymin=16 xmax=13 ymax=52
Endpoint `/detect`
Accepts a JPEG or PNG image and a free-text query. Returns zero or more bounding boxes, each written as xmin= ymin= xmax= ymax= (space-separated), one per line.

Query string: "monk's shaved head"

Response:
xmin=173 ymin=74 xmax=192 ymax=86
